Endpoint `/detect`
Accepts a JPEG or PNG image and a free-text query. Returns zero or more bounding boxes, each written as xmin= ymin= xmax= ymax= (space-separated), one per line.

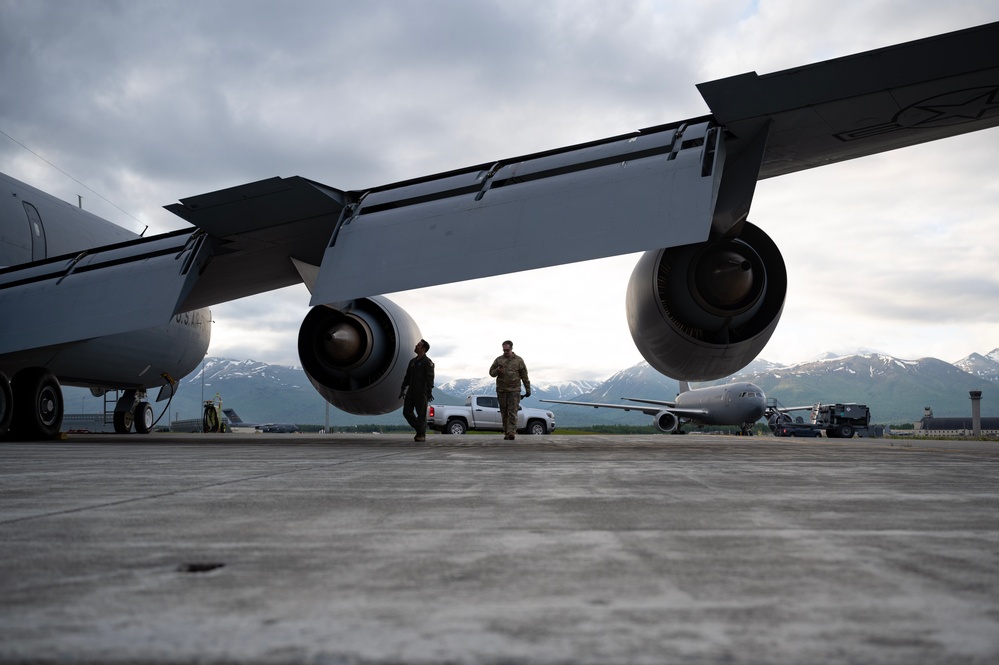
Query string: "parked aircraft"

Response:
xmin=542 ymin=382 xmax=767 ymax=435
xmin=2 ymin=22 xmax=998 ymax=439
xmin=223 ymin=408 xmax=299 ymax=433
xmin=0 ymin=173 xmax=211 ymax=439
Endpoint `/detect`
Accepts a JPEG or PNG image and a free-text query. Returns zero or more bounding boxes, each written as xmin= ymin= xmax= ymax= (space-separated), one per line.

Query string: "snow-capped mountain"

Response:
xmin=953 ymin=349 xmax=999 ymax=383
xmin=62 ymin=348 xmax=999 ymax=427
xmin=734 ymin=352 xmax=996 ymax=423
xmin=188 ymin=358 xmax=305 ymax=385
xmin=439 ymin=377 xmax=600 ymax=402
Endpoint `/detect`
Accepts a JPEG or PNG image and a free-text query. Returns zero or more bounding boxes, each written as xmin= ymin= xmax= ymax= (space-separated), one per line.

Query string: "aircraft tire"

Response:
xmin=134 ymin=402 xmax=154 ymax=434
xmin=113 ymin=409 xmax=133 ymax=434
xmin=11 ymin=368 xmax=63 ymax=440
xmin=0 ymin=373 xmax=12 ymax=438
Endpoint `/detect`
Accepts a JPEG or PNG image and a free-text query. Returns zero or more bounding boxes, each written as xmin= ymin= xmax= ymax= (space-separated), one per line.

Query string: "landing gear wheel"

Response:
xmin=113 ymin=390 xmax=139 ymax=434
xmin=134 ymin=402 xmax=154 ymax=434
xmin=113 ymin=409 xmax=134 ymax=434
xmin=0 ymin=372 xmax=13 ymax=438
xmin=11 ymin=368 xmax=63 ymax=439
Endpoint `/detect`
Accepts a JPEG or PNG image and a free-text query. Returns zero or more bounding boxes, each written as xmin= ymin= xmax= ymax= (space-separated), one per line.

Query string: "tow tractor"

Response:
xmin=766 ymin=399 xmax=883 ymax=438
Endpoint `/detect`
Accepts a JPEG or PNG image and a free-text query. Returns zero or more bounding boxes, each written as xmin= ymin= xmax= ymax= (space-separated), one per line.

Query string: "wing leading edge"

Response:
xmin=698 ymin=21 xmax=999 ymax=179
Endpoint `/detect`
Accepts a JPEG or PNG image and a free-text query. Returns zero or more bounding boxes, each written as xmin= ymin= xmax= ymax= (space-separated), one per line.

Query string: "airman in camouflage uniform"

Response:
xmin=488 ymin=340 xmax=531 ymax=440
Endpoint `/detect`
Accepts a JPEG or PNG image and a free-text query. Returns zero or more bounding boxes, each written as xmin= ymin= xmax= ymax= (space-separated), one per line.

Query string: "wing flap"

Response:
xmin=310 ymin=121 xmax=724 ymax=303
xmin=164 ymin=177 xmax=347 ymax=310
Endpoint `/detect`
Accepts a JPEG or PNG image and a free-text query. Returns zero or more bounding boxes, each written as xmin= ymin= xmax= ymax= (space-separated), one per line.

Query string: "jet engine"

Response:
xmin=654 ymin=411 xmax=678 ymax=433
xmin=626 ymin=221 xmax=786 ymax=381
xmin=298 ymin=296 xmax=422 ymax=415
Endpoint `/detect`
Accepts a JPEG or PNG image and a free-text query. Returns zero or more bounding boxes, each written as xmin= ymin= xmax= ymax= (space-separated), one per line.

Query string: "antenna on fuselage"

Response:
xmin=1 ymin=127 xmax=145 ymax=232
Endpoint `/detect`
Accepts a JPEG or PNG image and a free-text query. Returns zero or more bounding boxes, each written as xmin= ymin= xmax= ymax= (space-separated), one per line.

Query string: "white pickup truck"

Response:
xmin=427 ymin=395 xmax=556 ymax=435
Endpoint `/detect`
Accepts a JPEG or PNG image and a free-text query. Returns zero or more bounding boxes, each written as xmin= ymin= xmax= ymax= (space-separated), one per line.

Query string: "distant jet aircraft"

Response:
xmin=2 ymin=22 xmax=998 ymax=439
xmin=223 ymin=408 xmax=299 ymax=433
xmin=542 ymin=382 xmax=767 ymax=435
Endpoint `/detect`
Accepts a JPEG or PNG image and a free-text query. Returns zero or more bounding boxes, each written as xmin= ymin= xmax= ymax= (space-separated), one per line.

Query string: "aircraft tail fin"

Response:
xmin=222 ymin=408 xmax=244 ymax=425
xmin=678 ymin=381 xmax=690 ymax=395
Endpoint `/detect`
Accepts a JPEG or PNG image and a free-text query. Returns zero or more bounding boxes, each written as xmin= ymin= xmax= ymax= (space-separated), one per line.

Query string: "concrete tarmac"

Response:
xmin=1 ymin=432 xmax=997 ymax=664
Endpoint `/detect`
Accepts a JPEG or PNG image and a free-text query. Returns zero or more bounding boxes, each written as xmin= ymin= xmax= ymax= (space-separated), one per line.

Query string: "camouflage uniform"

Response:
xmin=401 ymin=354 xmax=434 ymax=439
xmin=489 ymin=352 xmax=530 ymax=438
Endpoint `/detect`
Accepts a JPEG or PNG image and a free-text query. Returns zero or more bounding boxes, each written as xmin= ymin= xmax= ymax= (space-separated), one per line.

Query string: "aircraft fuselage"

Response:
xmin=0 ymin=172 xmax=211 ymax=438
xmin=675 ymin=381 xmax=767 ymax=427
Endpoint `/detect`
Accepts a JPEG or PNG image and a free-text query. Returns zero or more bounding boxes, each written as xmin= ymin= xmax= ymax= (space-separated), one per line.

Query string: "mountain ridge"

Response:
xmin=62 ymin=348 xmax=999 ymax=428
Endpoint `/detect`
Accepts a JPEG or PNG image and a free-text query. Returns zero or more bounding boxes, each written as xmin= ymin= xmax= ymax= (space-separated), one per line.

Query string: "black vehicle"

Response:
xmin=775 ymin=424 xmax=821 ymax=438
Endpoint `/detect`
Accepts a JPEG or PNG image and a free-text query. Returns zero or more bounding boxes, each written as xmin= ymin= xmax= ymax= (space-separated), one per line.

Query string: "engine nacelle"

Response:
xmin=298 ymin=296 xmax=422 ymax=415
xmin=654 ymin=411 xmax=678 ymax=433
xmin=626 ymin=221 xmax=786 ymax=381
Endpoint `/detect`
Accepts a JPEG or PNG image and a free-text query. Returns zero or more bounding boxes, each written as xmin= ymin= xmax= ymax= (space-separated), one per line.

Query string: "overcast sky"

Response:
xmin=2 ymin=0 xmax=997 ymax=384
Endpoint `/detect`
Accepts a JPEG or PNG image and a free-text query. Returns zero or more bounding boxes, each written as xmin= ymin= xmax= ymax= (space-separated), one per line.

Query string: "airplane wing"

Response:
xmin=0 ymin=229 xmax=210 ymax=352
xmin=540 ymin=399 xmax=665 ymax=416
xmin=616 ymin=397 xmax=714 ymax=420
xmin=620 ymin=397 xmax=677 ymax=408
xmin=541 ymin=398 xmax=710 ymax=420
xmin=4 ymin=23 xmax=998 ymax=352
xmin=697 ymin=21 xmax=999 ymax=180
xmin=163 ymin=21 xmax=999 ymax=305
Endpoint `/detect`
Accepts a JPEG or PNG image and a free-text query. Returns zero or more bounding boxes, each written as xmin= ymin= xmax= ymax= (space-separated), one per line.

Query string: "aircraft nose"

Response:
xmin=753 ymin=401 xmax=766 ymax=419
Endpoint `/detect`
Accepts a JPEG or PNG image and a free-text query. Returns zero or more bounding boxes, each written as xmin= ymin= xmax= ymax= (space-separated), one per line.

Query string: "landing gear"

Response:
xmin=113 ymin=390 xmax=137 ymax=433
xmin=1 ymin=369 xmax=159 ymax=439
xmin=134 ymin=402 xmax=154 ymax=434
xmin=10 ymin=368 xmax=63 ymax=440
xmin=113 ymin=390 xmax=155 ymax=434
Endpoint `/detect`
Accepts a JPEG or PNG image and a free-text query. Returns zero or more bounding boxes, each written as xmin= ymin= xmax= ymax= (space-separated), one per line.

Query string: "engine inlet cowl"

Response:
xmin=298 ymin=296 xmax=422 ymax=415
xmin=626 ymin=221 xmax=786 ymax=381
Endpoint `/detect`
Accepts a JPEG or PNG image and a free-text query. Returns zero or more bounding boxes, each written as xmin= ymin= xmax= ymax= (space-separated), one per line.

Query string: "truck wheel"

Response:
xmin=839 ymin=424 xmax=854 ymax=438
xmin=446 ymin=419 xmax=467 ymax=435
xmin=527 ymin=420 xmax=547 ymax=435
